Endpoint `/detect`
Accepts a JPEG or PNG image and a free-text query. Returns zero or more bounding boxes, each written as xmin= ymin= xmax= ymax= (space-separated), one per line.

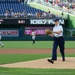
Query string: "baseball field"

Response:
xmin=0 ymin=41 xmax=75 ymax=75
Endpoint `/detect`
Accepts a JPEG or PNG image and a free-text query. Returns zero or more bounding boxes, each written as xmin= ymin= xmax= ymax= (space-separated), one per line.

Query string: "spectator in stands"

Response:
xmin=5 ymin=12 xmax=8 ymax=19
xmin=36 ymin=12 xmax=41 ymax=18
xmin=48 ymin=9 xmax=50 ymax=13
xmin=11 ymin=11 xmax=15 ymax=18
xmin=20 ymin=12 xmax=24 ymax=17
xmin=61 ymin=11 xmax=64 ymax=18
xmin=42 ymin=11 xmax=47 ymax=18
xmin=16 ymin=12 xmax=20 ymax=18
xmin=4 ymin=10 xmax=9 ymax=19
xmin=23 ymin=10 xmax=27 ymax=18
xmin=18 ymin=0 xmax=20 ymax=3
xmin=10 ymin=9 xmax=13 ymax=14
xmin=47 ymin=9 xmax=51 ymax=17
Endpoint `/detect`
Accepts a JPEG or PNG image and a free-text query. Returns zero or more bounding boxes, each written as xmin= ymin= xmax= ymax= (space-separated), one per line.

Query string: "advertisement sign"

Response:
xmin=0 ymin=30 xmax=19 ymax=37
xmin=0 ymin=19 xmax=65 ymax=25
xmin=24 ymin=27 xmax=53 ymax=35
xmin=30 ymin=19 xmax=65 ymax=25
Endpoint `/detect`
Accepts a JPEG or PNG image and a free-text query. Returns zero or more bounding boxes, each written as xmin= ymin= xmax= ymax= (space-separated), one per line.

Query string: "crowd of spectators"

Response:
xmin=4 ymin=9 xmax=27 ymax=19
xmin=37 ymin=0 xmax=75 ymax=15
xmin=4 ymin=9 xmax=57 ymax=19
xmin=54 ymin=0 xmax=75 ymax=15
xmin=52 ymin=1 xmax=75 ymax=15
xmin=0 ymin=0 xmax=66 ymax=19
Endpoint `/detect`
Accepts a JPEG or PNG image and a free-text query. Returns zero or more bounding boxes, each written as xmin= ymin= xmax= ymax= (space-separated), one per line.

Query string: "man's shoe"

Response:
xmin=62 ymin=59 xmax=65 ymax=61
xmin=2 ymin=45 xmax=4 ymax=48
xmin=47 ymin=59 xmax=54 ymax=64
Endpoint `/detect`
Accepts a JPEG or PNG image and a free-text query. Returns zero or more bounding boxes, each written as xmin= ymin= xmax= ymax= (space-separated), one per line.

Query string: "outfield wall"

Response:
xmin=0 ymin=18 xmax=67 ymax=41
xmin=0 ymin=18 xmax=75 ymax=41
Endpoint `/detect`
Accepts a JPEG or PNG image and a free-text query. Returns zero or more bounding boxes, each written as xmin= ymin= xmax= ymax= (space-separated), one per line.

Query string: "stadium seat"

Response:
xmin=0 ymin=2 xmax=43 ymax=16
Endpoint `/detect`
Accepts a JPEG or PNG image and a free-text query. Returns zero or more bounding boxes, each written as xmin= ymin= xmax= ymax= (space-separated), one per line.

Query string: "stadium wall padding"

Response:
xmin=1 ymin=27 xmax=75 ymax=41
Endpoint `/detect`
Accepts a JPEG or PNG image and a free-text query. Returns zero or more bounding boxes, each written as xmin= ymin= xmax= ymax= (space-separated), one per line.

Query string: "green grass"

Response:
xmin=0 ymin=54 xmax=51 ymax=64
xmin=0 ymin=54 xmax=75 ymax=65
xmin=0 ymin=67 xmax=75 ymax=75
xmin=0 ymin=41 xmax=75 ymax=49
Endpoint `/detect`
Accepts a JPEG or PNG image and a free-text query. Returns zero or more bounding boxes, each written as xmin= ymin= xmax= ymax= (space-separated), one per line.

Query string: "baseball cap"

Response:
xmin=54 ymin=18 xmax=59 ymax=22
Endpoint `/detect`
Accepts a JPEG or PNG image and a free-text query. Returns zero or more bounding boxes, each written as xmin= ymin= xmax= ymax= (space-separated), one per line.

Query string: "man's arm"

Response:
xmin=53 ymin=30 xmax=62 ymax=34
xmin=48 ymin=33 xmax=54 ymax=37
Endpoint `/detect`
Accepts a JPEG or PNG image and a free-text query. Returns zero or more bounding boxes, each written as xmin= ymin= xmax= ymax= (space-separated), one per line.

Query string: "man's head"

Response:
xmin=54 ymin=18 xmax=59 ymax=25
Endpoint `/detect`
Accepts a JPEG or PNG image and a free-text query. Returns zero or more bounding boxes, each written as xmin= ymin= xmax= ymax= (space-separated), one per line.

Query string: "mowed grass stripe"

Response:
xmin=0 ymin=41 xmax=75 ymax=49
xmin=0 ymin=67 xmax=75 ymax=75
xmin=0 ymin=54 xmax=75 ymax=64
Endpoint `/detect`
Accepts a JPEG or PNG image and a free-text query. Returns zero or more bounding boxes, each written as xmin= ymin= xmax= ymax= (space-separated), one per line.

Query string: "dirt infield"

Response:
xmin=0 ymin=48 xmax=75 ymax=69
xmin=0 ymin=48 xmax=75 ymax=54
xmin=0 ymin=57 xmax=75 ymax=69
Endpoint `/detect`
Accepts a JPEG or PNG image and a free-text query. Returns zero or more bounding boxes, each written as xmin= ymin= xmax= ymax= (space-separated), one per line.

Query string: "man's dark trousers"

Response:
xmin=52 ymin=36 xmax=65 ymax=61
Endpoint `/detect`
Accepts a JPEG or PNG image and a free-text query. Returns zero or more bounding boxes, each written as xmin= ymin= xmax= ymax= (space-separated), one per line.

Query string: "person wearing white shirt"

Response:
xmin=31 ymin=30 xmax=36 ymax=44
xmin=0 ymin=31 xmax=4 ymax=47
xmin=47 ymin=18 xmax=65 ymax=64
